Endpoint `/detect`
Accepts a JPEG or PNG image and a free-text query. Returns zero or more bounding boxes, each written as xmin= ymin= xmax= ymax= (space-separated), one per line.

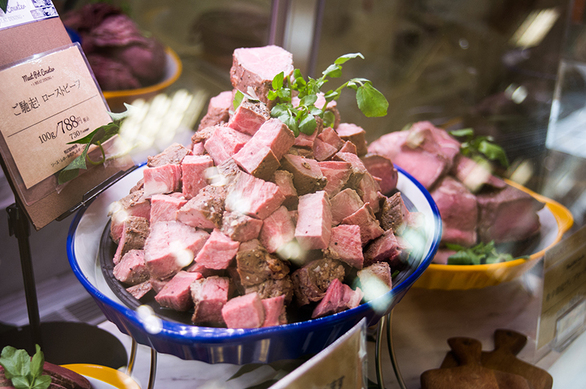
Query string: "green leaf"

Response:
xmin=272 ymin=71 xmax=284 ymax=90
xmin=356 ymin=83 xmax=388 ymax=117
xmin=449 ymin=128 xmax=474 ymax=138
xmin=300 ymin=94 xmax=317 ymax=107
xmin=0 ymin=0 xmax=8 ymax=13
xmin=323 ymin=111 xmax=336 ymax=128
xmin=322 ymin=63 xmax=342 ymax=79
xmin=31 ymin=375 xmax=51 ymax=389
xmin=30 ymin=346 xmax=44 ymax=380
xmin=298 ymin=114 xmax=317 ymax=135
xmin=233 ymin=90 xmax=245 ymax=109
xmin=11 ymin=376 xmax=31 ymax=389
xmin=334 ymin=52 xmax=364 ymax=65
xmin=477 ymin=140 xmax=509 ymax=167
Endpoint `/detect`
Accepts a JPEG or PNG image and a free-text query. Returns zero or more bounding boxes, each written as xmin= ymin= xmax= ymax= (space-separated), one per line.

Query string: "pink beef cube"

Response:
xmin=294 ymin=129 xmax=319 ymax=148
xmin=311 ymin=278 xmax=363 ymax=319
xmin=155 ymin=271 xmax=203 ymax=311
xmin=233 ymin=145 xmax=280 ymax=180
xmin=113 ymin=216 xmax=149 ymax=265
xmin=364 ymin=230 xmax=404 ymax=268
xmin=228 ymin=100 xmax=269 ymax=135
xmin=198 ymin=90 xmax=233 ymax=130
xmin=272 ymin=170 xmax=298 ymax=209
xmin=361 ymin=154 xmax=398 ymax=196
xmin=358 ymin=173 xmax=382 ymax=213
xmin=326 ymin=225 xmax=364 ymax=269
xmin=191 ymin=276 xmax=231 ymax=324
xmin=335 ymin=123 xmax=368 ymax=156
xmin=330 ymin=189 xmax=364 ymax=226
xmin=260 ymin=206 xmax=296 ymax=253
xmin=295 ymin=191 xmax=332 ymax=250
xmin=150 ymin=194 xmax=187 ymax=224
xmin=192 ymin=141 xmax=206 ymax=155
xmin=318 ymin=161 xmax=352 ymax=197
xmin=334 ymin=152 xmax=368 ymax=188
xmin=281 ymin=154 xmax=327 ymax=195
xmin=113 ymin=249 xmax=150 ymax=285
xmin=176 ymin=186 xmax=226 ymax=230
xmin=222 ymin=292 xmax=265 ymax=329
xmin=194 ymin=229 xmax=240 ymax=270
xmin=357 ymin=262 xmax=392 ymax=299
xmin=221 ymin=211 xmax=263 ymax=242
xmin=338 ymin=140 xmax=357 ymax=154
xmin=204 ymin=125 xmax=251 ymax=166
xmin=144 ymin=221 xmax=210 ymax=280
xmin=341 ymin=204 xmax=384 ymax=245
xmin=126 ymin=281 xmax=152 ymax=300
xmin=109 ymin=190 xmax=151 ymax=244
xmin=143 ymin=164 xmax=182 ymax=197
xmin=313 ymin=137 xmax=339 ymax=161
xmin=230 ymin=45 xmax=294 ymax=105
xmin=318 ymin=127 xmax=345 ymax=150
xmin=181 ymin=155 xmax=214 ymax=199
xmin=225 ymin=172 xmax=285 ymax=220
xmin=262 ymin=295 xmax=287 ymax=327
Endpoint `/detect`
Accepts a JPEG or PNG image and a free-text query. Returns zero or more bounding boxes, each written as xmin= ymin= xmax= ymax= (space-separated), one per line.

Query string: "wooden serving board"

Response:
xmin=440 ymin=330 xmax=553 ymax=389
xmin=421 ymin=337 xmax=532 ymax=389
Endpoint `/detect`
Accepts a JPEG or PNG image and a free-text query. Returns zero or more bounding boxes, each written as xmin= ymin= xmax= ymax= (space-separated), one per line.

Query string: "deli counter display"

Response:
xmin=1 ymin=0 xmax=585 ymax=388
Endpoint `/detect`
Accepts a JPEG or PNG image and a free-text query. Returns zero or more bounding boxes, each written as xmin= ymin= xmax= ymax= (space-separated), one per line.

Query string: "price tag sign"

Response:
xmin=270 ymin=319 xmax=367 ymax=389
xmin=0 ymin=43 xmax=110 ymax=190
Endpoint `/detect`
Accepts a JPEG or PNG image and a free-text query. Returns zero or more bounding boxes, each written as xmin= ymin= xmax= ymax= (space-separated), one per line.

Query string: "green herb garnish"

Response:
xmin=58 ymin=105 xmax=131 ymax=185
xmin=0 ymin=345 xmax=51 ymax=389
xmin=449 ymin=128 xmax=509 ymax=168
xmin=239 ymin=53 xmax=388 ymax=136
xmin=0 ymin=0 xmax=7 ymax=13
xmin=445 ymin=241 xmax=522 ymax=265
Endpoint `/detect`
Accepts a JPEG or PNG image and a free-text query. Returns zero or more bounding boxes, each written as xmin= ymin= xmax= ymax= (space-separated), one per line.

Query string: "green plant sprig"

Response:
xmin=58 ymin=105 xmax=131 ymax=185
xmin=449 ymin=128 xmax=510 ymax=168
xmin=0 ymin=345 xmax=51 ymax=389
xmin=0 ymin=0 xmax=7 ymax=13
xmin=445 ymin=241 xmax=522 ymax=265
xmin=236 ymin=53 xmax=388 ymax=137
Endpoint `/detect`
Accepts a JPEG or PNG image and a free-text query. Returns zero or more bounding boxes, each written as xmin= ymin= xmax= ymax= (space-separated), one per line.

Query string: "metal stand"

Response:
xmin=126 ymin=338 xmax=158 ymax=389
xmin=374 ymin=311 xmax=408 ymax=389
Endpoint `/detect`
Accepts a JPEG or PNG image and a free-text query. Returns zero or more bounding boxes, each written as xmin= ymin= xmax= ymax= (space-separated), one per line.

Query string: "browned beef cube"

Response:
xmin=221 ymin=211 xmax=263 ymax=242
xmin=113 ymin=216 xmax=149 ymax=265
xmin=318 ymin=161 xmax=352 ymax=198
xmin=335 ymin=123 xmax=368 ymax=156
xmin=126 ymin=281 xmax=152 ymax=300
xmin=228 ymin=100 xmax=270 ymax=136
xmin=363 ymin=230 xmax=405 ymax=268
xmin=147 ymin=143 xmax=192 ymax=167
xmin=281 ymin=154 xmax=327 ymax=195
xmin=361 ymin=154 xmax=398 ymax=196
xmin=379 ymin=192 xmax=407 ymax=233
xmin=292 ymin=258 xmax=345 ymax=306
xmin=333 ymin=151 xmax=368 ymax=190
xmin=324 ymin=224 xmax=364 ymax=269
xmin=109 ymin=189 xmax=150 ymax=243
xmin=191 ymin=276 xmax=231 ymax=325
xmin=357 ymin=262 xmax=393 ymax=292
xmin=244 ymin=276 xmax=294 ymax=303
xmin=358 ymin=172 xmax=383 ymax=213
xmin=341 ymin=204 xmax=384 ymax=245
xmin=176 ymin=185 xmax=226 ymax=230
xmin=330 ymin=188 xmax=364 ymax=226
xmin=272 ymin=169 xmax=298 ymax=209
xmin=222 ymin=292 xmax=265 ymax=329
xmin=155 ymin=271 xmax=203 ymax=311
xmin=236 ymin=239 xmax=290 ymax=286
xmin=311 ymin=278 xmax=363 ymax=319
xmin=114 ymin=249 xmax=150 ymax=285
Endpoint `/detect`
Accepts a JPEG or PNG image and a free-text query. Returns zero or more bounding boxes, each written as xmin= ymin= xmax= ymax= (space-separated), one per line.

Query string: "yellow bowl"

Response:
xmin=102 ymin=46 xmax=182 ymax=112
xmin=413 ymin=180 xmax=574 ymax=290
xmin=61 ymin=363 xmax=140 ymax=389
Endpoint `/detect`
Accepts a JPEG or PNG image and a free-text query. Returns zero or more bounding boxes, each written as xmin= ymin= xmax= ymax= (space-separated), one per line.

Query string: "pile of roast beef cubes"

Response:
xmin=108 ymin=45 xmax=422 ymax=329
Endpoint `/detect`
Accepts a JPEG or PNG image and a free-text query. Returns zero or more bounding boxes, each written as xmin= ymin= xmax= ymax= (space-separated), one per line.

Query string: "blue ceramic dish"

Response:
xmin=67 ymin=166 xmax=441 ymax=364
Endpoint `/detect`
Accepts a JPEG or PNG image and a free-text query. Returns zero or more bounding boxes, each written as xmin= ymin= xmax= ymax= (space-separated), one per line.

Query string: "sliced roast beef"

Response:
xmin=109 ymin=189 xmax=150 ymax=243
xmin=358 ymin=172 xmax=383 ymax=213
xmin=244 ymin=277 xmax=294 ymax=303
xmin=236 ymin=239 xmax=290 ymax=286
xmin=357 ymin=261 xmax=392 ymax=291
xmin=222 ymin=292 xmax=266 ymax=328
xmin=113 ymin=249 xmax=150 ymax=285
xmin=197 ymin=90 xmax=233 ymax=131
xmin=339 ymin=140 xmax=358 ymax=154
xmin=330 ymin=188 xmax=365 ymax=226
xmin=181 ymin=155 xmax=214 ymax=199
xmin=149 ymin=194 xmax=187 ymax=224
xmin=191 ymin=275 xmax=231 ymax=325
xmin=318 ymin=127 xmax=345 ymax=150
xmin=144 ymin=221 xmax=209 ymax=280
xmin=311 ymin=278 xmax=363 ymax=319
xmin=230 ymin=45 xmax=294 ymax=105
xmin=476 ymin=184 xmax=544 ymax=244
xmin=361 ymin=154 xmax=398 ymax=195
xmin=126 ymin=280 xmax=152 ymax=300
xmin=431 ymin=176 xmax=478 ymax=247
xmin=154 ymin=271 xmax=203 ymax=311
xmin=143 ymin=164 xmax=182 ymax=197
xmin=113 ymin=216 xmax=149 ymax=265
xmin=225 ymin=171 xmax=285 ymax=220
xmin=333 ymin=151 xmax=368 ymax=190
xmin=281 ymin=154 xmax=328 ymax=195
xmin=295 ymin=191 xmax=332 ymax=251
xmin=292 ymin=257 xmax=345 ymax=306
xmin=147 ymin=143 xmax=192 ymax=167
xmin=324 ymin=224 xmax=364 ymax=269
xmin=221 ymin=211 xmax=263 ymax=242
xmin=341 ymin=203 xmax=384 ymax=245
xmin=313 ymin=136 xmax=340 ymax=161
xmin=318 ymin=160 xmax=352 ymax=197
xmin=379 ymin=192 xmax=408 ymax=233
xmin=191 ymin=124 xmax=218 ymax=145
xmin=176 ymin=185 xmax=226 ymax=230
xmin=335 ymin=123 xmax=368 ymax=156
xmin=451 ymin=154 xmax=507 ymax=192
xmin=228 ymin=100 xmax=270 ymax=135
xmin=272 ymin=169 xmax=298 ymax=209
xmin=260 ymin=206 xmax=296 ymax=253
xmin=204 ymin=125 xmax=251 ymax=166
xmin=261 ymin=294 xmax=287 ymax=327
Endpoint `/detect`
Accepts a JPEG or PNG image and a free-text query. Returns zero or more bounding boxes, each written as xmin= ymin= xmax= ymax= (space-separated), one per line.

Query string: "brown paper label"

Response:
xmin=537 ymin=225 xmax=586 ymax=349
xmin=0 ymin=44 xmax=110 ymax=189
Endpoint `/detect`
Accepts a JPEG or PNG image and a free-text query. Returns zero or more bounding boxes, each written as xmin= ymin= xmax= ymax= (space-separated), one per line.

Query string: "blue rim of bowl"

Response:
xmin=67 ymin=165 xmax=441 ymax=343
